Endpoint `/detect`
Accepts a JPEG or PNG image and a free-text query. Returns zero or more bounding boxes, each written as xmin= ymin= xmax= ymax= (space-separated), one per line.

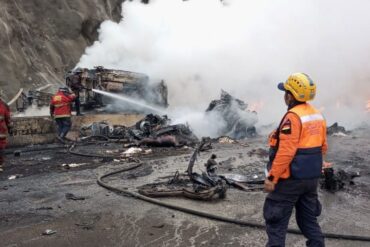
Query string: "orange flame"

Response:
xmin=367 ymin=100 xmax=370 ymax=112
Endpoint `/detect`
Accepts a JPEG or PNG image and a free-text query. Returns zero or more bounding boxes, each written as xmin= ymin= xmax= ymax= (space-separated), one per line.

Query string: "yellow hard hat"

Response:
xmin=277 ymin=73 xmax=316 ymax=102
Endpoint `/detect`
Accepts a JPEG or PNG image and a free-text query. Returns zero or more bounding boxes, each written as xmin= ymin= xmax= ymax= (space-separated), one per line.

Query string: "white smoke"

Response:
xmin=14 ymin=106 xmax=50 ymax=117
xmin=78 ymin=0 xmax=370 ymax=131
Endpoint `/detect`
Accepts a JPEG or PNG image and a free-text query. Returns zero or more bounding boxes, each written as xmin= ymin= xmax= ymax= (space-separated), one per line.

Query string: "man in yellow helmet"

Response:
xmin=264 ymin=73 xmax=327 ymax=247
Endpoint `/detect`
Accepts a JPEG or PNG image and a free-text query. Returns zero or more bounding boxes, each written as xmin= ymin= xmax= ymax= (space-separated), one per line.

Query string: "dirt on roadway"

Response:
xmin=0 ymin=129 xmax=370 ymax=247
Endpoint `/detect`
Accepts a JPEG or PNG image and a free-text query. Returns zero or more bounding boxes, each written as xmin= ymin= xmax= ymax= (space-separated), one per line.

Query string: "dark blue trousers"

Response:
xmin=263 ymin=179 xmax=324 ymax=247
xmin=55 ymin=117 xmax=72 ymax=138
xmin=75 ymin=96 xmax=81 ymax=115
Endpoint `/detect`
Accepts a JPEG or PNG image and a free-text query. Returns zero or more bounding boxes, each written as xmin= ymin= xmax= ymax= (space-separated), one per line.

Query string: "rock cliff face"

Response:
xmin=0 ymin=0 xmax=123 ymax=101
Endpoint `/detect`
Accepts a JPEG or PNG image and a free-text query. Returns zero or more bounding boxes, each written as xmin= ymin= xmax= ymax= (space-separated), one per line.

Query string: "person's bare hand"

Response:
xmin=323 ymin=161 xmax=332 ymax=168
xmin=264 ymin=179 xmax=275 ymax=193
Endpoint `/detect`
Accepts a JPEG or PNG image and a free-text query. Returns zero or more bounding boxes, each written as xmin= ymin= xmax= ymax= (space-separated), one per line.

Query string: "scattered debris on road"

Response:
xmin=61 ymin=163 xmax=88 ymax=169
xmin=65 ymin=193 xmax=86 ymax=201
xmin=42 ymin=229 xmax=57 ymax=236
xmin=8 ymin=174 xmax=22 ymax=180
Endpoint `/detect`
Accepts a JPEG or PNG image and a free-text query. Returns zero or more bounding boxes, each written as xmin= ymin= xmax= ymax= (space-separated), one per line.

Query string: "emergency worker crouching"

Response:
xmin=263 ymin=73 xmax=328 ymax=247
xmin=50 ymin=87 xmax=76 ymax=142
xmin=0 ymin=92 xmax=11 ymax=173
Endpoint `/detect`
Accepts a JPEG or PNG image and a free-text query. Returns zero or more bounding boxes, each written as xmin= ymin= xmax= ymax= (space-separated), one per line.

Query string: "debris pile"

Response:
xmin=80 ymin=114 xmax=199 ymax=146
xmin=321 ymin=167 xmax=360 ymax=192
xmin=138 ymin=140 xmax=263 ymax=201
xmin=206 ymin=90 xmax=258 ymax=139
xmin=11 ymin=85 xmax=53 ymax=113
xmin=327 ymin=122 xmax=349 ymax=136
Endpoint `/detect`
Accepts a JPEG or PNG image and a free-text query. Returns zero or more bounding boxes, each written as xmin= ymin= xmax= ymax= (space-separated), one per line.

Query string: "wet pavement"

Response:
xmin=0 ymin=130 xmax=370 ymax=246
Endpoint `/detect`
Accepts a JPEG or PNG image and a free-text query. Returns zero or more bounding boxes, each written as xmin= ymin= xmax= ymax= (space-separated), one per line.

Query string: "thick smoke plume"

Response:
xmin=78 ymin=0 xmax=370 ymax=131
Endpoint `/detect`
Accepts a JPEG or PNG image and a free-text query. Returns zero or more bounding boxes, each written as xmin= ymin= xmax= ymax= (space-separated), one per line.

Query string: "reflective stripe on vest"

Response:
xmin=0 ymin=133 xmax=7 ymax=138
xmin=300 ymin=113 xmax=324 ymax=123
xmin=0 ymin=115 xmax=4 ymax=120
xmin=54 ymin=114 xmax=71 ymax=118
xmin=54 ymin=103 xmax=69 ymax=108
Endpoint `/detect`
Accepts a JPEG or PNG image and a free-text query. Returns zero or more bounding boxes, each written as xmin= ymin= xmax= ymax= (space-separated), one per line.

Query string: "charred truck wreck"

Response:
xmin=66 ymin=66 xmax=168 ymax=111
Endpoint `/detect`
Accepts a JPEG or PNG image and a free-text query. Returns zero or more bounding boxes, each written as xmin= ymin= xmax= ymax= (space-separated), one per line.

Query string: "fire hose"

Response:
xmin=4 ymin=141 xmax=109 ymax=156
xmin=4 ymin=144 xmax=69 ymax=155
xmin=65 ymin=143 xmax=370 ymax=242
xmin=68 ymin=143 xmax=119 ymax=159
xmin=97 ymin=163 xmax=370 ymax=242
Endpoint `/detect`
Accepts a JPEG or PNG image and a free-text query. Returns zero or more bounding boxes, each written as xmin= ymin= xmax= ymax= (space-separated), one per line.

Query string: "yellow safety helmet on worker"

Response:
xmin=277 ymin=73 xmax=316 ymax=102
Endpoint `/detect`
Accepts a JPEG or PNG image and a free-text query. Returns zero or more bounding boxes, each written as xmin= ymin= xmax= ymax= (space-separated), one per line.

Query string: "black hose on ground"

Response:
xmin=68 ymin=143 xmax=121 ymax=159
xmin=97 ymin=164 xmax=370 ymax=242
xmin=5 ymin=140 xmax=113 ymax=156
xmin=4 ymin=144 xmax=69 ymax=155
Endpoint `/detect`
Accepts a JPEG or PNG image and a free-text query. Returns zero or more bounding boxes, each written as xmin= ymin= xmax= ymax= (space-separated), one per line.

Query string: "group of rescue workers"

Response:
xmin=0 ymin=72 xmax=328 ymax=246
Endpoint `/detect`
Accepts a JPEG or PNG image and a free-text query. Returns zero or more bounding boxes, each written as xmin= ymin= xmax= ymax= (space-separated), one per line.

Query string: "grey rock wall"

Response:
xmin=0 ymin=0 xmax=123 ymax=101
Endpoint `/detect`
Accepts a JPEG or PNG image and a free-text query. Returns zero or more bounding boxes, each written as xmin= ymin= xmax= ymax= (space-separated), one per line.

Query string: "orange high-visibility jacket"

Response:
xmin=0 ymin=100 xmax=10 ymax=148
xmin=50 ymin=92 xmax=76 ymax=118
xmin=268 ymin=103 xmax=328 ymax=183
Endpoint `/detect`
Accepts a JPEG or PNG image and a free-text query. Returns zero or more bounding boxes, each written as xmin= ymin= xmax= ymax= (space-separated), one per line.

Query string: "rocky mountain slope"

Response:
xmin=0 ymin=0 xmax=123 ymax=101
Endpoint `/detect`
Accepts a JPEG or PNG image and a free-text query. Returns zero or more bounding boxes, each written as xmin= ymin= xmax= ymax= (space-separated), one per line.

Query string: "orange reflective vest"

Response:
xmin=50 ymin=92 xmax=76 ymax=118
xmin=267 ymin=103 xmax=328 ymax=183
xmin=0 ymin=100 xmax=10 ymax=147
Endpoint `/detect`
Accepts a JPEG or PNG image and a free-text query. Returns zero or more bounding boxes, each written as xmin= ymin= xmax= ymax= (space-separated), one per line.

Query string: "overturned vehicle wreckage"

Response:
xmin=206 ymin=90 xmax=258 ymax=139
xmin=66 ymin=66 xmax=168 ymax=110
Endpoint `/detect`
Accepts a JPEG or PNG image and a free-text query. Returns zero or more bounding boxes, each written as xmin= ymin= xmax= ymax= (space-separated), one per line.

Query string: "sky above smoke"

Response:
xmin=78 ymin=0 xmax=370 ymax=129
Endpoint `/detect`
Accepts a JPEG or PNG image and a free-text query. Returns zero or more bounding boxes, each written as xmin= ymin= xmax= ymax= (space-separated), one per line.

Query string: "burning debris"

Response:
xmin=80 ymin=114 xmax=199 ymax=147
xmin=206 ymin=90 xmax=257 ymax=139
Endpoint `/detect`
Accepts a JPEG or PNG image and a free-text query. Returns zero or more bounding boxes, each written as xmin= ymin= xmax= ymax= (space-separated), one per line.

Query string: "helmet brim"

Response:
xmin=277 ymin=82 xmax=286 ymax=91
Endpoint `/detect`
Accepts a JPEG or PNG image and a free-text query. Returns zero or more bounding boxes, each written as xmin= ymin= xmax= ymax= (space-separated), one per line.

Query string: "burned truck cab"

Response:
xmin=65 ymin=66 xmax=168 ymax=111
